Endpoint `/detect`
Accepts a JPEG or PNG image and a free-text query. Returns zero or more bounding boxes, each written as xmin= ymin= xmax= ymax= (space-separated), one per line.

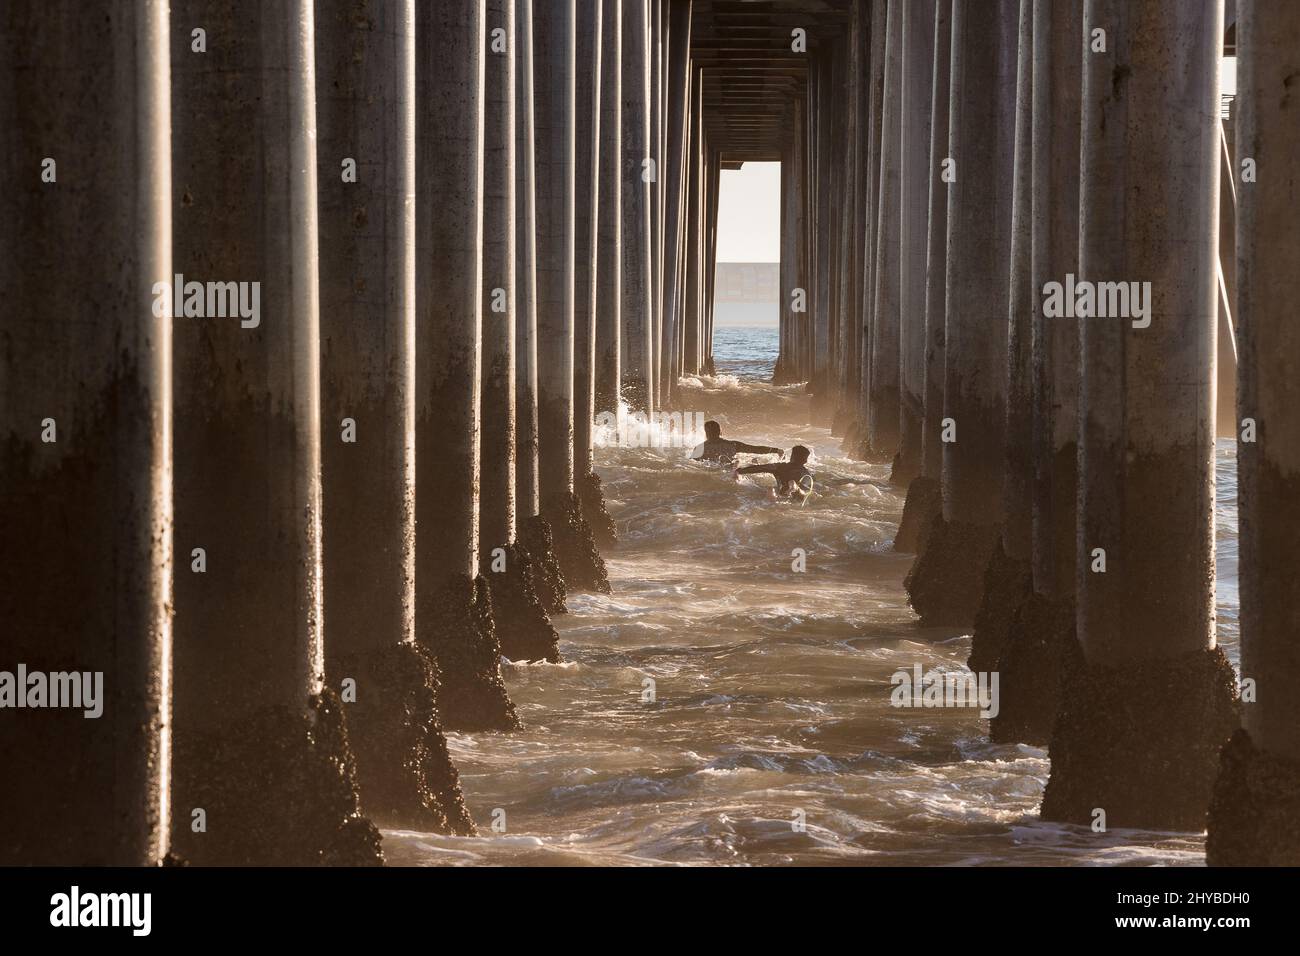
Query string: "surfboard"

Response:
xmin=794 ymin=474 xmax=815 ymax=506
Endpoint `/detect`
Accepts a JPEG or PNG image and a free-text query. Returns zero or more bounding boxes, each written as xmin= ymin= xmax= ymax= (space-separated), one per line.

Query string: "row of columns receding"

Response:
xmin=0 ymin=0 xmax=719 ymax=865
xmin=779 ymin=0 xmax=1298 ymax=864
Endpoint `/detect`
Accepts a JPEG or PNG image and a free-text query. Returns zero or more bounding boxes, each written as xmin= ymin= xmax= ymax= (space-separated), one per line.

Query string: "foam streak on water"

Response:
xmin=385 ymin=326 xmax=1240 ymax=867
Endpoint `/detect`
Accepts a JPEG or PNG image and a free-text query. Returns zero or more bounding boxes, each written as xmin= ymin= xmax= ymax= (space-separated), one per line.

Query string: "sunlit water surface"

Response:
xmin=386 ymin=325 xmax=1240 ymax=867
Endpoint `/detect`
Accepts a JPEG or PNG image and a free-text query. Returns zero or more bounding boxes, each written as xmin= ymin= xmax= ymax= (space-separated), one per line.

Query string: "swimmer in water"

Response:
xmin=691 ymin=419 xmax=782 ymax=463
xmin=735 ymin=444 xmax=813 ymax=501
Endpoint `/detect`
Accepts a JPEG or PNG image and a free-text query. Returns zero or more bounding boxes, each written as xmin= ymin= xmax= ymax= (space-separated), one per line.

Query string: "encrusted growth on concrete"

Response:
xmin=1041 ymin=645 xmax=1238 ymax=831
xmin=171 ymin=689 xmax=383 ymax=866
xmin=0 ymin=374 xmax=168 ymax=865
xmin=327 ymin=642 xmax=476 ymax=835
xmin=576 ymin=469 xmax=617 ymax=549
xmin=904 ymin=517 xmax=998 ymax=627
xmin=894 ymin=475 xmax=940 ymax=554
xmin=417 ymin=574 xmax=520 ymax=732
xmin=990 ymin=592 xmax=1072 ymax=745
xmin=521 ymin=513 xmax=569 ymax=614
xmin=967 ymin=539 xmax=1031 ymax=672
xmin=486 ymin=544 xmax=561 ymax=662
xmin=1208 ymin=729 xmax=1300 ymax=866
xmin=544 ymin=491 xmax=611 ymax=594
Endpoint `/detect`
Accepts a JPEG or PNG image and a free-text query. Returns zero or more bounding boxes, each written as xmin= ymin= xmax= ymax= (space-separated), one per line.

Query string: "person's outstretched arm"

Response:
xmin=736 ymin=463 xmax=779 ymax=476
xmin=732 ymin=441 xmax=781 ymax=455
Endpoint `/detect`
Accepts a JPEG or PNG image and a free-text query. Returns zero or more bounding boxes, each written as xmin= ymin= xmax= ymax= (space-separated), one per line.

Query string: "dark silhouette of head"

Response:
xmin=791 ymin=445 xmax=811 ymax=466
xmin=704 ymin=420 xmax=722 ymax=440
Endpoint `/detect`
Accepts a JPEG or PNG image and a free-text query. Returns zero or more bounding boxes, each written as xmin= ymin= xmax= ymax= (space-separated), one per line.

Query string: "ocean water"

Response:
xmin=387 ymin=324 xmax=1240 ymax=867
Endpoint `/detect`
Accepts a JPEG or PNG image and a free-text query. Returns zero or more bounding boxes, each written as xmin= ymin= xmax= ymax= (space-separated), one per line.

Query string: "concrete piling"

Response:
xmin=573 ymin=0 xmax=600 ymax=463
xmin=833 ymin=30 xmax=861 ymax=439
xmin=316 ymin=0 xmax=475 ymax=832
xmin=684 ymin=74 xmax=704 ymax=377
xmin=904 ymin=0 xmax=1019 ymax=627
xmin=1040 ymin=0 xmax=1236 ymax=831
xmin=650 ymin=1 xmax=665 ymax=408
xmin=482 ymin=0 xmax=563 ymax=664
xmin=515 ymin=0 xmax=542 ymax=520
xmin=1208 ymin=0 xmax=1300 ymax=864
xmin=989 ymin=0 xmax=1084 ymax=745
xmin=516 ymin=0 xmax=570 ymax=617
xmin=0 ymin=0 xmax=174 ymax=865
xmin=414 ymin=0 xmax=520 ymax=734
xmin=661 ymin=0 xmax=694 ymax=403
xmin=169 ymin=0 xmax=382 ymax=864
xmin=855 ymin=0 xmax=888 ymax=455
xmin=825 ymin=43 xmax=846 ymax=434
xmin=895 ymin=0 xmax=937 ymax=491
xmin=895 ymin=0 xmax=950 ymax=555
xmin=535 ymin=0 xmax=611 ymax=594
xmin=595 ymin=0 xmax=623 ymax=417
xmin=778 ymin=103 xmax=808 ymax=386
xmin=572 ymin=0 xmax=618 ymax=552
xmin=810 ymin=54 xmax=835 ymax=421
xmin=867 ymin=2 xmax=903 ymax=464
xmin=842 ymin=0 xmax=872 ymax=421
xmin=622 ymin=0 xmax=656 ymax=414
xmin=482 ymin=0 xmax=521 ymax=595
xmin=966 ymin=0 xmax=1034 ymax=675
xmin=703 ymin=147 xmax=721 ymax=374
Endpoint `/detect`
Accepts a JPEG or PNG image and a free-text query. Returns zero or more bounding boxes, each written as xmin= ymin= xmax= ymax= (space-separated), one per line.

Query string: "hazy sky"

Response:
xmin=717 ymin=161 xmax=781 ymax=263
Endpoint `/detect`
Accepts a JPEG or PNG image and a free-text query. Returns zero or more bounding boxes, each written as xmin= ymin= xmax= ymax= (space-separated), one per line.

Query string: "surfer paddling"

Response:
xmin=734 ymin=444 xmax=814 ymax=502
xmin=691 ymin=419 xmax=782 ymax=463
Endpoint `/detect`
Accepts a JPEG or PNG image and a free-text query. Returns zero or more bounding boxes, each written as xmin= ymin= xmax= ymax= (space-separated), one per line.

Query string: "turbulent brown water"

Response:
xmin=386 ymin=326 xmax=1240 ymax=867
